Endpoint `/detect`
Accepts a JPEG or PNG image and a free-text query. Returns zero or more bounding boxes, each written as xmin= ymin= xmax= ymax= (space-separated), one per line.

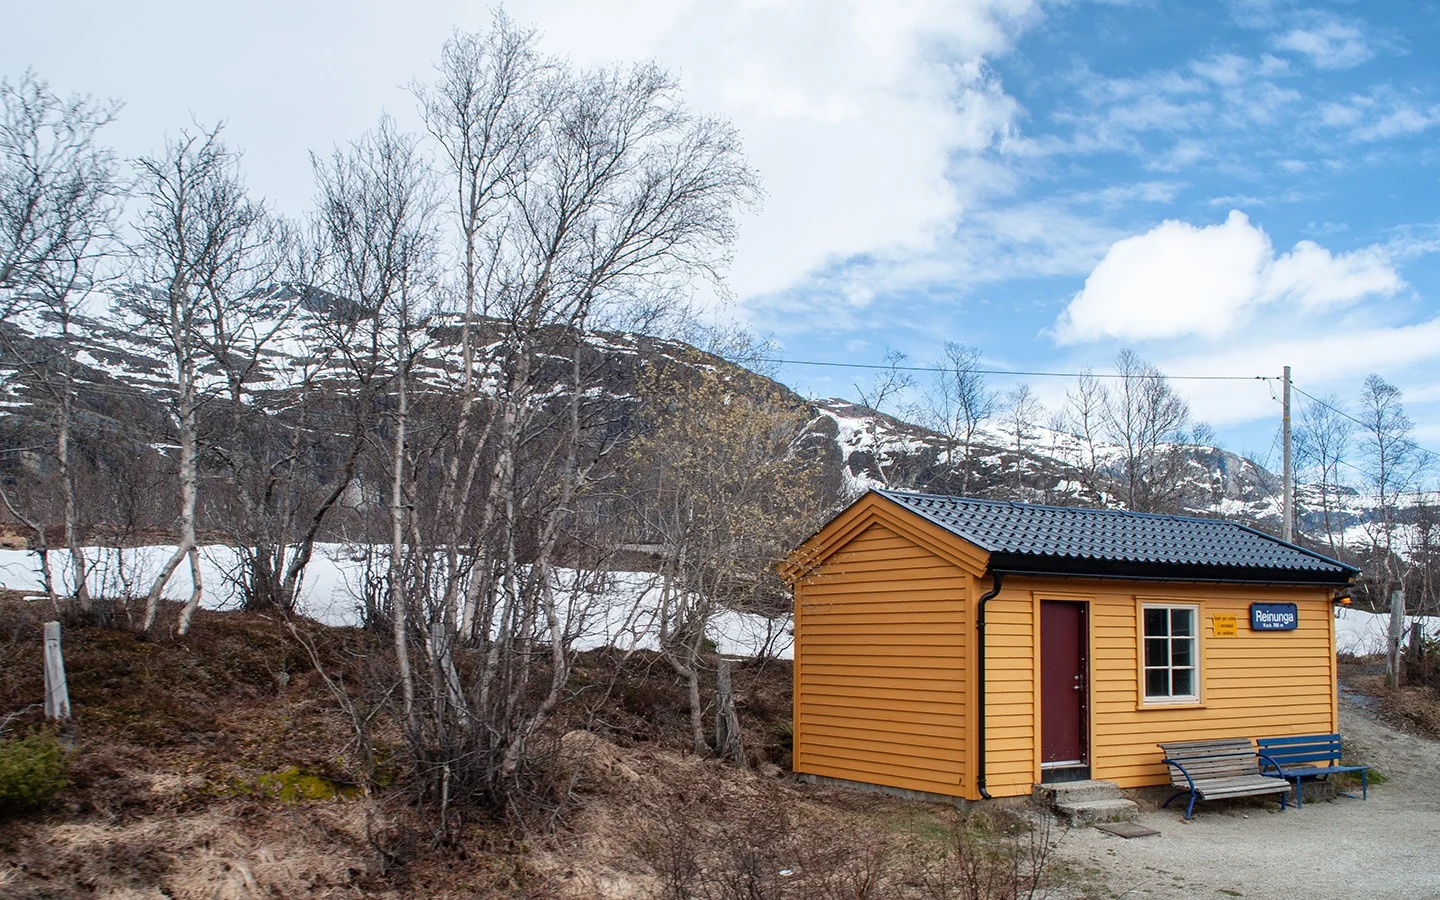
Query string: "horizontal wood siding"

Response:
xmin=1093 ymin=583 xmax=1336 ymax=788
xmin=794 ymin=522 xmax=969 ymax=797
xmin=989 ymin=578 xmax=1338 ymax=795
xmin=978 ymin=591 xmax=1036 ymax=797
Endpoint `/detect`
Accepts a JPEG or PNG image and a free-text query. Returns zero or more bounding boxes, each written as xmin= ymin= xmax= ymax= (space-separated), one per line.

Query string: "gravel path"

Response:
xmin=1052 ymin=693 xmax=1440 ymax=899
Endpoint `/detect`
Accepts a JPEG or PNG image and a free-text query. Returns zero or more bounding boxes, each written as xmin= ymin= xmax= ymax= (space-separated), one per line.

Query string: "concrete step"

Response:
xmin=1033 ymin=779 xmax=1124 ymax=805
xmin=1054 ymin=797 xmax=1140 ymax=825
xmin=1034 ymin=780 xmax=1140 ymax=825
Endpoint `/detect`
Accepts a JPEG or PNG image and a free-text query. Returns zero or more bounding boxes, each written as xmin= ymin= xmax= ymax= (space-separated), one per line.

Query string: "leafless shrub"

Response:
xmin=914 ymin=811 xmax=1060 ymax=900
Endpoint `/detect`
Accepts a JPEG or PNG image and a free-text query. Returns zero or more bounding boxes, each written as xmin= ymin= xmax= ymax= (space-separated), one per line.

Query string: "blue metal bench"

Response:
xmin=1159 ymin=737 xmax=1291 ymax=820
xmin=1256 ymin=733 xmax=1369 ymax=809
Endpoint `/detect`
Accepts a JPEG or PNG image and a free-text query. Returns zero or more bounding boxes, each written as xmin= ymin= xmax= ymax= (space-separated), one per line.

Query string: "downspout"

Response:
xmin=975 ymin=571 xmax=1004 ymax=800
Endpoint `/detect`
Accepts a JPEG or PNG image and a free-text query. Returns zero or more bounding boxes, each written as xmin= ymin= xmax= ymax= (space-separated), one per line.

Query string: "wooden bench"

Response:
xmin=1256 ymin=733 xmax=1369 ymax=809
xmin=1158 ymin=738 xmax=1292 ymax=820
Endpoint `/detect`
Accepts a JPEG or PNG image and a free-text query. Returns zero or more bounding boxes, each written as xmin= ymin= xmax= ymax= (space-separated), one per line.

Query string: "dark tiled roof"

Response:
xmin=875 ymin=490 xmax=1358 ymax=585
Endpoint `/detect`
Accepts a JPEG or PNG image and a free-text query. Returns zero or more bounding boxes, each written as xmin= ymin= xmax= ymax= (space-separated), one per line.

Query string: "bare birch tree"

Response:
xmin=1101 ymin=349 xmax=1191 ymax=513
xmin=852 ymin=349 xmax=915 ymax=489
xmin=413 ymin=18 xmax=545 ymax=646
xmin=312 ymin=117 xmax=439 ymax=728
xmin=0 ymin=71 xmax=121 ymax=611
xmin=1357 ymin=374 xmax=1423 ymax=588
xmin=129 ymin=126 xmax=280 ymax=635
xmin=921 ymin=342 xmax=995 ymax=496
xmin=1002 ymin=382 xmax=1042 ymax=498
xmin=1064 ymin=369 xmax=1108 ymax=501
xmin=1295 ymin=392 xmax=1354 ymax=553
xmin=358 ymin=23 xmax=761 ymax=823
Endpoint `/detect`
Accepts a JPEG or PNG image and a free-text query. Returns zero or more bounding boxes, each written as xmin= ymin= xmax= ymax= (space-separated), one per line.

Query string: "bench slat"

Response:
xmin=1160 ymin=738 xmax=1255 ymax=752
xmin=1196 ymin=780 xmax=1290 ymax=798
xmin=1256 ymin=733 xmax=1342 ymax=747
xmin=1261 ymin=749 xmax=1343 ymax=766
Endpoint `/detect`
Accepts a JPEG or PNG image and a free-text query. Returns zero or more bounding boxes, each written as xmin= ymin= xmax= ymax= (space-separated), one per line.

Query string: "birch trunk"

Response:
xmin=144 ymin=363 xmax=200 ymax=634
xmin=390 ymin=355 xmax=416 ymax=729
xmin=56 ymin=322 xmax=91 ymax=612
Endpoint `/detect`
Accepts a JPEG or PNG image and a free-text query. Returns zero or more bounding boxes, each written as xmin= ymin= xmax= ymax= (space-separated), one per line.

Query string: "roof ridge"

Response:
xmin=876 ymin=488 xmax=1238 ymax=527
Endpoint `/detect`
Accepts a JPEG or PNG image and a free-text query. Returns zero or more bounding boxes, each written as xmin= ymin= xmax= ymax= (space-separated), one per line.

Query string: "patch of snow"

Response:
xmin=1335 ymin=607 xmax=1440 ymax=656
xmin=0 ymin=544 xmax=793 ymax=659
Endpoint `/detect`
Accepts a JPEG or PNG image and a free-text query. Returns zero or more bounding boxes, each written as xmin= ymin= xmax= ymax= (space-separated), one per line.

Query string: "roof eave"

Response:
xmin=986 ymin=552 xmax=1356 ymax=587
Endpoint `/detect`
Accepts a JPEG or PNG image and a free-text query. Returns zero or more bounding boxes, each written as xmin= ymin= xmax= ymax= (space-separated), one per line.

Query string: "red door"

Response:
xmin=1040 ymin=600 xmax=1088 ymax=768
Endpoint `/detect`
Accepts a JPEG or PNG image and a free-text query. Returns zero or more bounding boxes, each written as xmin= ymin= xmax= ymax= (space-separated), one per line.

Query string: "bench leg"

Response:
xmin=1292 ymin=777 xmax=1301 ymax=810
xmin=1361 ymin=770 xmax=1367 ymax=800
xmin=1161 ymin=789 xmax=1197 ymax=820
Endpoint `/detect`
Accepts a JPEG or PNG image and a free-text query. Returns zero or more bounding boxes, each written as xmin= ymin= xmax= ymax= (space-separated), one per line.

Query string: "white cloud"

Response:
xmin=1274 ymin=19 xmax=1374 ymax=70
xmin=1054 ymin=210 xmax=1402 ymax=344
xmin=1320 ymin=89 xmax=1440 ymax=142
xmin=517 ymin=0 xmax=1040 ymax=302
xmin=1159 ymin=317 xmax=1440 ymax=428
xmin=1263 ymin=242 xmax=1399 ymax=310
xmin=1053 ymin=52 xmax=1300 ymax=165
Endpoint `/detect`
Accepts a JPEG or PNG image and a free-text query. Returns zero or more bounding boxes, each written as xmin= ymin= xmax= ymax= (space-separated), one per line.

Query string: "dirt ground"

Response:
xmin=1052 ymin=689 xmax=1440 ymax=899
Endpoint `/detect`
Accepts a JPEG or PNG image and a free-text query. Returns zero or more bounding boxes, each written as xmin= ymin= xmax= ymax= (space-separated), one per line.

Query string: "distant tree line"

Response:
xmin=855 ymin=344 xmax=1436 ymax=615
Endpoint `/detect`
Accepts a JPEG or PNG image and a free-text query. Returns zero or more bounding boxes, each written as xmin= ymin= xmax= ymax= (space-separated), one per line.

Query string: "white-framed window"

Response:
xmin=1142 ymin=604 xmax=1199 ymax=702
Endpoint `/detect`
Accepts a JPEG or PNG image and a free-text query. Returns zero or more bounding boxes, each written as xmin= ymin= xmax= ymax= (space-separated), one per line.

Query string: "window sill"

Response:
xmin=1136 ymin=699 xmax=1205 ymax=711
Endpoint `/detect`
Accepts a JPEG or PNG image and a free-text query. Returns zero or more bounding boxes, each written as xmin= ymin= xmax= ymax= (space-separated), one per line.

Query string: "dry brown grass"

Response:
xmin=0 ymin=600 xmax=1067 ymax=899
xmin=1341 ymin=657 xmax=1440 ymax=742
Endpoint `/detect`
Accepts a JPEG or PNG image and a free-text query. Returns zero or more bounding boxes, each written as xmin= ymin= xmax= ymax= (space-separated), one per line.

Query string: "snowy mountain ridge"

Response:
xmin=0 ymin=285 xmax=1385 ymax=545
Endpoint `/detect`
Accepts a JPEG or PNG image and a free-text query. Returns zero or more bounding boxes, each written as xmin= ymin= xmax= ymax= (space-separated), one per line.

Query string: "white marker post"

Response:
xmin=1386 ymin=589 xmax=1405 ymax=690
xmin=43 ymin=621 xmax=71 ymax=720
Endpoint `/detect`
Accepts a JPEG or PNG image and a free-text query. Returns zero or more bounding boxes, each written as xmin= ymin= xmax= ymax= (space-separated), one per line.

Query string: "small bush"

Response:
xmin=0 ymin=728 xmax=70 ymax=813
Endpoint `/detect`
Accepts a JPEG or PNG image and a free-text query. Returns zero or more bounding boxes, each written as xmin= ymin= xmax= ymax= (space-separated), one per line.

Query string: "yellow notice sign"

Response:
xmin=1213 ymin=614 xmax=1238 ymax=637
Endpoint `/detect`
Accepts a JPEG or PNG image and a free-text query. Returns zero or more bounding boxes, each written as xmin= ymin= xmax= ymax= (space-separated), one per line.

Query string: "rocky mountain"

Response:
xmin=0 ymin=285 xmax=1377 ymax=547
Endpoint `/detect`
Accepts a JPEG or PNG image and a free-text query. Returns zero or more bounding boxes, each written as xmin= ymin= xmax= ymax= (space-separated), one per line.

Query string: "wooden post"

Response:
xmin=714 ymin=657 xmax=745 ymax=766
xmin=1386 ymin=589 xmax=1405 ymax=690
xmin=44 ymin=621 xmax=71 ymax=720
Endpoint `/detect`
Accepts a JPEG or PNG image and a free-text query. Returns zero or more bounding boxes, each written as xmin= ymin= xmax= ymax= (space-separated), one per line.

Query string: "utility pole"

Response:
xmin=1282 ymin=365 xmax=1293 ymax=543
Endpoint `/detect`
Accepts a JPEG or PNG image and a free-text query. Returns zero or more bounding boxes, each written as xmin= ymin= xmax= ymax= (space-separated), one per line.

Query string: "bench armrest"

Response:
xmin=1161 ymin=757 xmax=1197 ymax=793
xmin=1258 ymin=752 xmax=1288 ymax=778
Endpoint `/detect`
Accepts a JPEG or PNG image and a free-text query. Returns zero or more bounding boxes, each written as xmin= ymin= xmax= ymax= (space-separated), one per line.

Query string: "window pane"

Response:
xmin=1145 ymin=638 xmax=1169 ymax=667
xmin=1145 ymin=669 xmax=1169 ymax=697
xmin=1144 ymin=608 xmax=1168 ymax=637
xmin=1171 ymin=638 xmax=1193 ymax=668
xmin=1172 ymin=668 xmax=1194 ymax=697
xmin=1171 ymin=609 xmax=1193 ymax=636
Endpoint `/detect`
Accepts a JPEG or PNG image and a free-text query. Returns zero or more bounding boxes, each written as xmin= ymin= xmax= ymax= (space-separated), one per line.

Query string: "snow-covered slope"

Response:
xmin=0 ymin=544 xmax=794 ymax=658
xmin=809 ymin=397 xmax=1290 ymax=525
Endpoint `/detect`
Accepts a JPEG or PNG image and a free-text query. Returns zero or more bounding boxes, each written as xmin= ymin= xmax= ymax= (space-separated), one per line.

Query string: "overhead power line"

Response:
xmin=757 ymin=357 xmax=1275 ymax=382
xmin=1292 ymin=383 xmax=1440 ymax=464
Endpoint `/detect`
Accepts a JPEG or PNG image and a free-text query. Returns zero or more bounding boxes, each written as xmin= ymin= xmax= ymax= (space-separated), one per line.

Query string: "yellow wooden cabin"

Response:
xmin=779 ymin=490 xmax=1359 ymax=801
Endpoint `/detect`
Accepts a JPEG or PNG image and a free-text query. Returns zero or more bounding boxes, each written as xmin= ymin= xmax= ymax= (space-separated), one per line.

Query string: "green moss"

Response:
xmin=254 ymin=765 xmax=360 ymax=802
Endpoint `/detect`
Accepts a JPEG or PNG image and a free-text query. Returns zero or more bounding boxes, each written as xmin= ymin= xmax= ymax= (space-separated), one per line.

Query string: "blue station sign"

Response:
xmin=1250 ymin=603 xmax=1299 ymax=631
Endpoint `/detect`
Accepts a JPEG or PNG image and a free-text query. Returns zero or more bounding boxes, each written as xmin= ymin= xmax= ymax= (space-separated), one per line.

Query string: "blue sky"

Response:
xmin=6 ymin=0 xmax=1439 ymax=468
